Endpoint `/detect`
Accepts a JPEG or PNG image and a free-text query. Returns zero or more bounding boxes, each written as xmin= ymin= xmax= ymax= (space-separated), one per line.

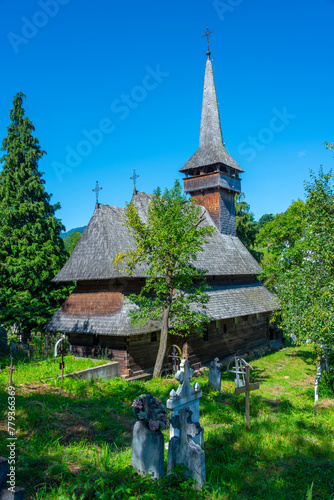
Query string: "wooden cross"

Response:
xmin=6 ymin=357 xmax=16 ymax=386
xmin=92 ymin=181 xmax=102 ymax=208
xmin=235 ymin=363 xmax=259 ymax=429
xmin=202 ymin=27 xmax=214 ymax=52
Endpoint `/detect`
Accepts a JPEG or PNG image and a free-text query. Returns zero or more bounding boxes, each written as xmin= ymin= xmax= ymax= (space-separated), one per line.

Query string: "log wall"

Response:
xmin=69 ymin=312 xmax=270 ymax=378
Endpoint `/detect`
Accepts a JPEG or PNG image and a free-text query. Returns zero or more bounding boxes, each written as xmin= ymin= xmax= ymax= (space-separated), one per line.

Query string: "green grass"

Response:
xmin=0 ymin=346 xmax=333 ymax=499
xmin=0 ymin=354 xmax=108 ymax=385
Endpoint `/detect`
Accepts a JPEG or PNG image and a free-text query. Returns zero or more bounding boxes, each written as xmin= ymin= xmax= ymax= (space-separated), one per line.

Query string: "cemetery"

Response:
xmin=0 ymin=344 xmax=333 ymax=499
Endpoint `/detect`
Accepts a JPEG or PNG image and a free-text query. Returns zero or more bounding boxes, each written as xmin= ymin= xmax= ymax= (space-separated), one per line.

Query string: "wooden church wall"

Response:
xmin=68 ymin=312 xmax=270 ymax=378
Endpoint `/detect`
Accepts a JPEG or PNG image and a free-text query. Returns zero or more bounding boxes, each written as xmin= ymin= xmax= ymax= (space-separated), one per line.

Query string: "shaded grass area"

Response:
xmin=0 ymin=347 xmax=333 ymax=499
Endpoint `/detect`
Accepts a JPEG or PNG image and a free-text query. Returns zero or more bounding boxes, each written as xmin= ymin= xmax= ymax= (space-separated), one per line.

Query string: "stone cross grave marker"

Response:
xmin=209 ymin=357 xmax=222 ymax=391
xmin=166 ymin=359 xmax=203 ymax=446
xmin=227 ymin=356 xmax=259 ymax=429
xmin=6 ymin=357 xmax=16 ymax=386
xmin=167 ymin=406 xmax=206 ymax=490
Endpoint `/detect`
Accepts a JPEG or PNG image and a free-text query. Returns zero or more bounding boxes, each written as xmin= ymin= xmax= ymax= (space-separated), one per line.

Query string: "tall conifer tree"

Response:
xmin=0 ymin=93 xmax=69 ymax=339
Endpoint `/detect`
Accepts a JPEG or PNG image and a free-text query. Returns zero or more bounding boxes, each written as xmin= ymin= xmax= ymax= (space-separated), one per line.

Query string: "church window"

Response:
xmin=203 ymin=327 xmax=209 ymax=343
xmin=151 ymin=332 xmax=157 ymax=342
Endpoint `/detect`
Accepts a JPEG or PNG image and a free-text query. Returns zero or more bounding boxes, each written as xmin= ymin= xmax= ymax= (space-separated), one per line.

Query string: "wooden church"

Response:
xmin=46 ymin=45 xmax=278 ymax=379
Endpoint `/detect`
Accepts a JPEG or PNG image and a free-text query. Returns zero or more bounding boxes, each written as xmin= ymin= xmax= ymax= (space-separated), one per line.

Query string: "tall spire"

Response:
xmin=179 ymin=37 xmax=243 ymax=236
xmin=179 ymin=40 xmax=243 ymax=174
xmin=199 ymin=56 xmax=223 ymax=148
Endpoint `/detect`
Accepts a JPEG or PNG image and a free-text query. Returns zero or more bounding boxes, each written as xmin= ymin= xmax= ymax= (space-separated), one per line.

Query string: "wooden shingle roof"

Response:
xmin=46 ymin=282 xmax=278 ymax=336
xmin=180 ymin=55 xmax=243 ymax=174
xmin=53 ymin=191 xmax=261 ymax=282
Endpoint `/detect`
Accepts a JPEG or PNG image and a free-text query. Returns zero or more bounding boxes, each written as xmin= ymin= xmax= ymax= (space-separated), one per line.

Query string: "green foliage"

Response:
xmin=324 ymin=141 xmax=334 ymax=150
xmin=277 ymin=169 xmax=334 ymax=350
xmin=0 ymin=93 xmax=71 ymax=338
xmin=64 ymin=231 xmax=81 ymax=255
xmin=258 ymin=168 xmax=334 ymax=351
xmin=255 ymin=199 xmax=307 ymax=290
xmin=235 ymin=193 xmax=257 ymax=249
xmin=114 ymin=180 xmax=215 ymax=376
xmin=257 ymin=212 xmax=274 ymax=231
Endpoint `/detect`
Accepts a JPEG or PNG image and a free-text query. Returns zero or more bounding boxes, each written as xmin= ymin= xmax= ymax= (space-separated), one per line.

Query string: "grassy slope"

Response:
xmin=0 ymin=347 xmax=333 ymax=499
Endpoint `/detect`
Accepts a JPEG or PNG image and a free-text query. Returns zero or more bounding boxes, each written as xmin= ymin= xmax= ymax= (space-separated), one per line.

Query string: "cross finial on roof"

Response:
xmin=130 ymin=169 xmax=139 ymax=194
xmin=92 ymin=181 xmax=102 ymax=208
xmin=202 ymin=27 xmax=214 ymax=58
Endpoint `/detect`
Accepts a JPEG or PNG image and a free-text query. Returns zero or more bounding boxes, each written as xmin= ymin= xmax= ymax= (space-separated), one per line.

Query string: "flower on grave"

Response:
xmin=148 ymin=419 xmax=160 ymax=431
xmin=132 ymin=399 xmax=143 ymax=410
xmin=137 ymin=411 xmax=148 ymax=420
xmin=132 ymin=394 xmax=169 ymax=432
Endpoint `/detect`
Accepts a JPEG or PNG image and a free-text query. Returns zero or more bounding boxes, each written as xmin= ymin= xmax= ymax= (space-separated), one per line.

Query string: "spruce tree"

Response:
xmin=0 ymin=93 xmax=69 ymax=340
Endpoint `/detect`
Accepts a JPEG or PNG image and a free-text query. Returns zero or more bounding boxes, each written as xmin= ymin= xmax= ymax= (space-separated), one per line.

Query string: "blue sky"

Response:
xmin=1 ymin=0 xmax=333 ymax=231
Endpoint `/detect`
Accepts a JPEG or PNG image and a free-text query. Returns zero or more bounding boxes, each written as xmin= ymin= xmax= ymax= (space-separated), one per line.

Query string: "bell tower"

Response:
xmin=180 ymin=35 xmax=243 ymax=236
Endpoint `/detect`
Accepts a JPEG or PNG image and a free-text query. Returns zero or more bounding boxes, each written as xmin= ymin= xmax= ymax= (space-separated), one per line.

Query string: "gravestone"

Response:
xmin=167 ymin=407 xmax=206 ymax=490
xmin=0 ymin=457 xmax=24 ymax=499
xmin=131 ymin=394 xmax=168 ymax=479
xmin=208 ymin=357 xmax=222 ymax=391
xmin=166 ymin=359 xmax=203 ymax=446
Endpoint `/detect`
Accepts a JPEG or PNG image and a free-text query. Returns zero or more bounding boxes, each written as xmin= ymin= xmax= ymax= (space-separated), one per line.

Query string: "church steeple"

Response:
xmin=199 ymin=55 xmax=223 ymax=149
xmin=180 ymin=40 xmax=243 ymax=236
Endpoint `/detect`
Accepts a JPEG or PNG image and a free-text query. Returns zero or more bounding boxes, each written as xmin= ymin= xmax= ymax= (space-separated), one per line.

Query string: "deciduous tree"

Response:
xmin=277 ymin=169 xmax=334 ymax=351
xmin=235 ymin=193 xmax=257 ymax=249
xmin=114 ymin=180 xmax=215 ymax=377
xmin=255 ymin=199 xmax=307 ymax=291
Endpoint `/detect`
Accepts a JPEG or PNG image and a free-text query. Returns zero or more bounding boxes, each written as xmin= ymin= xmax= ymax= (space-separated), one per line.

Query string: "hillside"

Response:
xmin=60 ymin=226 xmax=87 ymax=239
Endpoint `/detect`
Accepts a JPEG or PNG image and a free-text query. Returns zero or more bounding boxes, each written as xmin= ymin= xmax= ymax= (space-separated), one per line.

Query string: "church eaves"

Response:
xmin=180 ymin=54 xmax=243 ymax=173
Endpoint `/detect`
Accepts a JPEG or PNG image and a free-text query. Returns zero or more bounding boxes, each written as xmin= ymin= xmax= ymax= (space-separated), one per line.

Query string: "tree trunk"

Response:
xmin=153 ymin=304 xmax=170 ymax=378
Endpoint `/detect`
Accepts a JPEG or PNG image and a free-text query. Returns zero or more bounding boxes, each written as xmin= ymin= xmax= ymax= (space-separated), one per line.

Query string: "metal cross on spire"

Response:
xmin=130 ymin=170 xmax=139 ymax=194
xmin=202 ymin=27 xmax=214 ymax=56
xmin=92 ymin=181 xmax=102 ymax=208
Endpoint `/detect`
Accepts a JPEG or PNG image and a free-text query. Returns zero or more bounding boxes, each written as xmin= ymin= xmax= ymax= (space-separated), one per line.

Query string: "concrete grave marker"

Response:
xmin=209 ymin=357 xmax=222 ymax=391
xmin=131 ymin=394 xmax=168 ymax=479
xmin=166 ymin=359 xmax=203 ymax=446
xmin=167 ymin=407 xmax=206 ymax=490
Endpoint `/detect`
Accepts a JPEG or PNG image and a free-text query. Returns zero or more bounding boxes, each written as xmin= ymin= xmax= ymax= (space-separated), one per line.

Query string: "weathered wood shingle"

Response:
xmin=46 ymin=282 xmax=278 ymax=336
xmin=53 ymin=191 xmax=261 ymax=282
